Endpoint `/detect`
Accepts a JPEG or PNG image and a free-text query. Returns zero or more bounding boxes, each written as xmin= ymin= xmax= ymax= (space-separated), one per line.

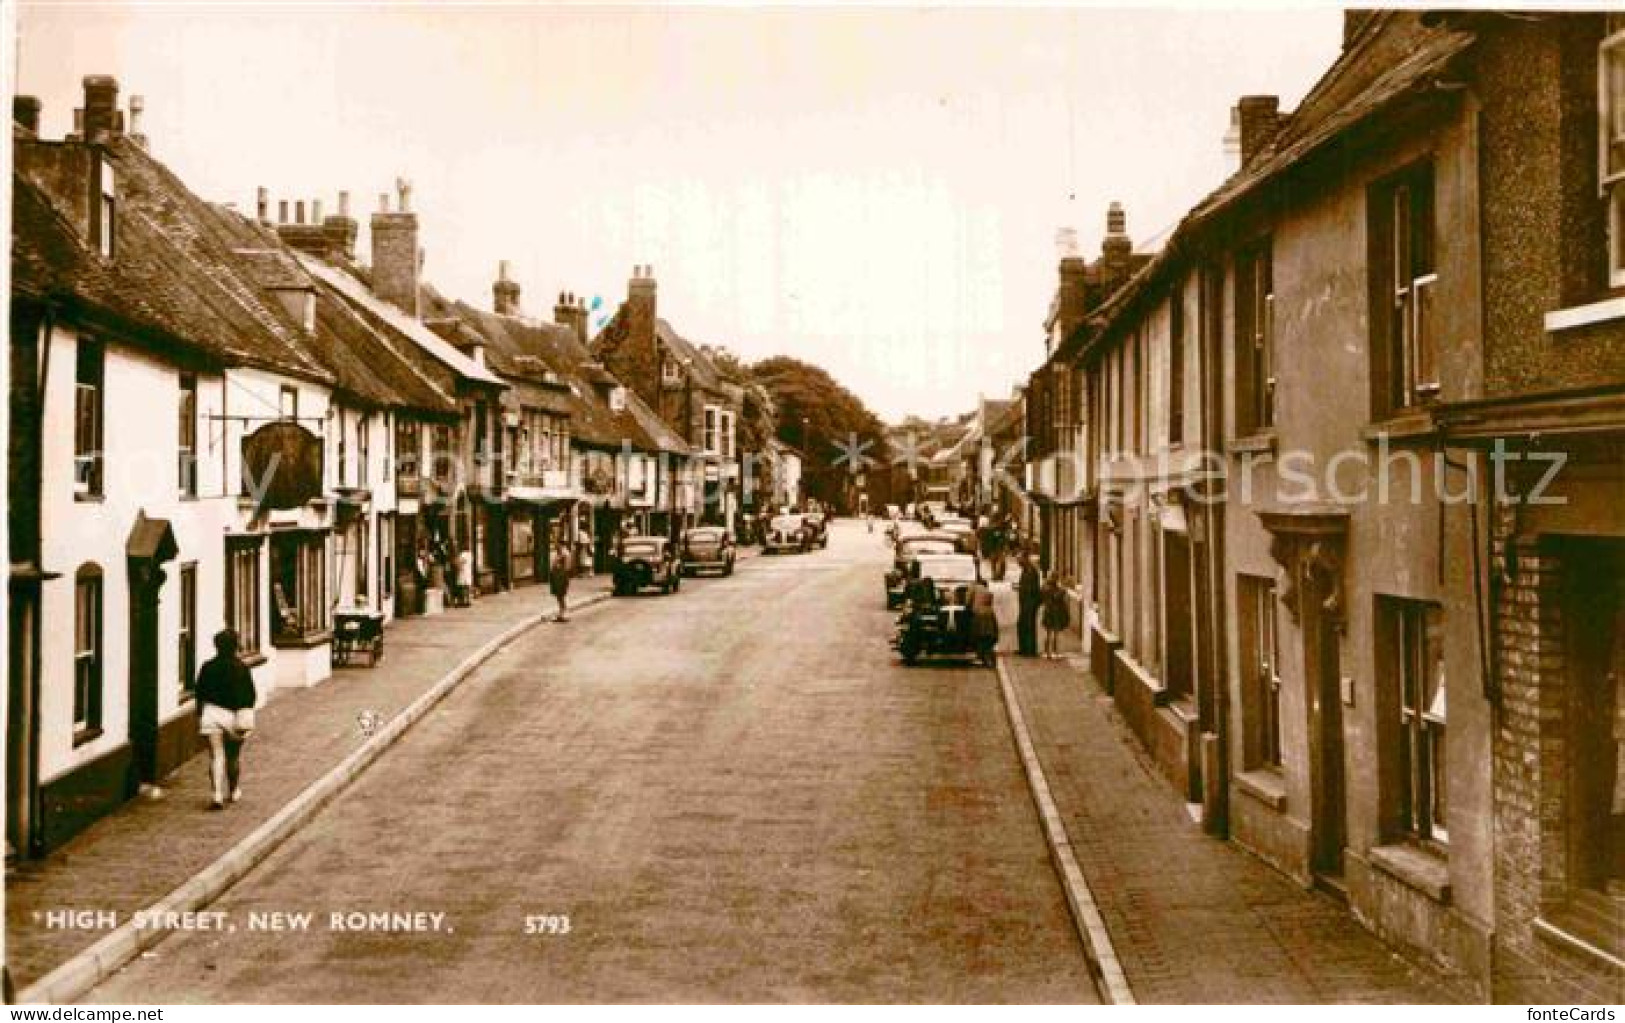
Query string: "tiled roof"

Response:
xmin=17 ymin=138 xmax=336 ymax=382
xmin=446 ymin=298 xmax=690 ymax=455
xmin=298 ymin=254 xmax=506 ymax=388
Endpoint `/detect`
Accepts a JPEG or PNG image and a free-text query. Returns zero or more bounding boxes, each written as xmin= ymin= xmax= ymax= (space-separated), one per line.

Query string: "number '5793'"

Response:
xmin=524 ymin=914 xmax=571 ymax=935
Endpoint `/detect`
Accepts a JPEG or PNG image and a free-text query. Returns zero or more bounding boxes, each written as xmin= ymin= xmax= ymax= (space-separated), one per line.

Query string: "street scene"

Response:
xmin=7 ymin=4 xmax=1625 ymax=1007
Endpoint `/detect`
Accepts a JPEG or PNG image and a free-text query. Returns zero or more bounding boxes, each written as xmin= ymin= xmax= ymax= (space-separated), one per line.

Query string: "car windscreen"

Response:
xmin=686 ymin=530 xmax=724 ymax=544
xmin=621 ymin=541 xmax=662 ymax=557
xmin=900 ymin=539 xmax=956 ymax=556
xmin=770 ymin=517 xmax=803 ymax=531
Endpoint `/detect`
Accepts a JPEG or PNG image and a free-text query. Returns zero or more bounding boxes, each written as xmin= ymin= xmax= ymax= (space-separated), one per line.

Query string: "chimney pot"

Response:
xmin=378 ymin=193 xmax=389 ymax=213
xmin=312 ymin=198 xmax=323 ymax=222
xmin=13 ymin=95 xmax=41 ymax=134
xmin=295 ymin=200 xmax=306 ymax=225
xmin=278 ymin=200 xmax=289 ymax=224
xmin=72 ymin=108 xmax=84 ymax=136
xmin=128 ymin=95 xmax=144 ymax=140
xmin=255 ymin=186 xmax=269 ymax=222
xmin=395 ymin=177 xmax=412 ymax=213
xmin=338 ymin=190 xmax=351 ymax=218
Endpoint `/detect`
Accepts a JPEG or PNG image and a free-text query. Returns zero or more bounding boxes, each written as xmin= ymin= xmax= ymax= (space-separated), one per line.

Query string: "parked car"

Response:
xmin=681 ymin=526 xmax=736 ymax=576
xmin=891 ymin=553 xmax=991 ymax=666
xmin=803 ymin=511 xmax=830 ymax=549
xmin=613 ymin=536 xmax=683 ymax=595
xmin=935 ymin=517 xmax=977 ymax=554
xmin=764 ymin=514 xmax=813 ymax=554
xmin=884 ymin=531 xmax=959 ymax=608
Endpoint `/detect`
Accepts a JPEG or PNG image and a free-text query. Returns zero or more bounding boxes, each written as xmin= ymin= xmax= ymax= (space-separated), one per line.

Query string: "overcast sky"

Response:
xmin=17 ymin=2 xmax=1341 ymax=422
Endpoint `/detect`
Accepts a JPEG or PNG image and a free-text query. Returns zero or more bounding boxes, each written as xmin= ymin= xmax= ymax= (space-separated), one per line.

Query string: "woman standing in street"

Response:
xmin=1041 ymin=571 xmax=1072 ymax=659
xmin=549 ymin=542 xmax=573 ymax=622
xmin=195 ymin=629 xmax=258 ymax=811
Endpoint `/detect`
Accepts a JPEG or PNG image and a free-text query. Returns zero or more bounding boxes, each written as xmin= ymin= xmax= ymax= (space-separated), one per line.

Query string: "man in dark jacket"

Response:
xmin=195 ymin=629 xmax=258 ymax=810
xmin=1016 ymin=551 xmax=1042 ymax=657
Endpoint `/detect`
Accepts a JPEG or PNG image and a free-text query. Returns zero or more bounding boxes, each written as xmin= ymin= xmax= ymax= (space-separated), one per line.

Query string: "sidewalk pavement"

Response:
xmin=991 ymin=588 xmax=1461 ymax=1003
xmin=4 ymin=575 xmax=611 ymax=994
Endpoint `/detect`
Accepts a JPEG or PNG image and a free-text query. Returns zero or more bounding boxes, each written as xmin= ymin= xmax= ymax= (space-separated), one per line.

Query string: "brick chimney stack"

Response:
xmin=627 ymin=264 xmax=657 ymax=351
xmin=493 ymin=261 xmax=521 ymax=316
xmin=256 ymin=186 xmax=269 ymax=224
xmin=1237 ymin=95 xmax=1283 ymax=167
xmin=553 ymin=289 xmax=574 ymax=330
xmin=370 ymin=177 xmax=421 ymax=317
xmin=321 ymin=191 xmax=357 ymax=261
xmin=81 ymin=75 xmax=122 ymax=144
xmin=575 ymin=296 xmax=589 ymax=344
xmin=1101 ymin=201 xmax=1133 ymax=293
xmin=1056 ymin=251 xmax=1089 ymax=342
xmin=13 ymin=95 xmax=41 ymax=136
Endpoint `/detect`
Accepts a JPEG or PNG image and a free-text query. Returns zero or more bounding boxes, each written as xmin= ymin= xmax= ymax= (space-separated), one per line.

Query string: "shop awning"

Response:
xmin=126 ymin=512 xmax=179 ymax=563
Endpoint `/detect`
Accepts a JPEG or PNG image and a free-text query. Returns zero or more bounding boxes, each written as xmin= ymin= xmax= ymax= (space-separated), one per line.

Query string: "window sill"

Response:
xmin=239 ymin=651 xmax=268 ymax=668
xmin=1235 ymin=768 xmax=1287 ymax=811
xmin=273 ymin=629 xmax=333 ymax=651
xmin=1360 ymin=413 xmax=1437 ymax=445
xmin=72 ymin=725 xmax=105 ymax=748
xmin=1544 ymin=294 xmax=1625 ymax=334
xmin=74 ymin=492 xmax=106 ymax=504
xmin=1369 ymin=841 xmax=1451 ymax=903
xmin=1226 ymin=431 xmax=1277 ymax=458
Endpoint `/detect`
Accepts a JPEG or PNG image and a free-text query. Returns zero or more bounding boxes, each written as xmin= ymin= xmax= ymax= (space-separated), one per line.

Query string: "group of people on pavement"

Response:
xmin=1015 ymin=550 xmax=1073 ymax=660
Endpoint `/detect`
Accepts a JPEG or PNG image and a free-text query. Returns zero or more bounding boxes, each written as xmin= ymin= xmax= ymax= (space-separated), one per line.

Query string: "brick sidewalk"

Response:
xmin=1000 ymin=646 xmax=1463 ymax=1003
xmin=4 ymin=577 xmax=609 ymax=990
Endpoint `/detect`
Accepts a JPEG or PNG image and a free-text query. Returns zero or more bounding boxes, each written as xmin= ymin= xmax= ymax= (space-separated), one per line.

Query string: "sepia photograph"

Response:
xmin=3 ymin=0 xmax=1624 ymax=1008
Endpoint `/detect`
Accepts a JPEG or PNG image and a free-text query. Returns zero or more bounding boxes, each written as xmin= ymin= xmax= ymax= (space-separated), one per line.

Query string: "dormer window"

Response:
xmin=662 ymin=354 xmax=682 ymax=385
xmin=94 ymin=158 xmax=116 ymax=259
xmin=609 ymin=386 xmax=628 ymax=412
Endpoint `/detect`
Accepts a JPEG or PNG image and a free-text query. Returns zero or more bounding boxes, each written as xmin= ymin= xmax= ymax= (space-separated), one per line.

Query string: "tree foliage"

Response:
xmin=750 ymin=355 xmax=890 ymax=511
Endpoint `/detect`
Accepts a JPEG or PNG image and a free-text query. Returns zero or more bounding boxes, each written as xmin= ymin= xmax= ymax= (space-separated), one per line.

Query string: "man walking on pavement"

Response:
xmin=1016 ymin=549 xmax=1041 ymax=657
xmin=549 ymin=542 xmax=573 ymax=622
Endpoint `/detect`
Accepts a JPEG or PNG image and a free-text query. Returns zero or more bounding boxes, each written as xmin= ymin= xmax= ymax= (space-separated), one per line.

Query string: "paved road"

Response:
xmin=90 ymin=520 xmax=1098 ymax=1003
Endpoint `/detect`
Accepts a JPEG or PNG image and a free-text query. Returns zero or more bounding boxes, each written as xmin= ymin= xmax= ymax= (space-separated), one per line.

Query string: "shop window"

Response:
xmin=73 ymin=564 xmax=103 ymax=743
xmin=271 ymin=531 xmax=329 ymax=645
xmin=1562 ymin=540 xmax=1625 ymax=898
xmin=1168 ymin=282 xmax=1186 ymax=447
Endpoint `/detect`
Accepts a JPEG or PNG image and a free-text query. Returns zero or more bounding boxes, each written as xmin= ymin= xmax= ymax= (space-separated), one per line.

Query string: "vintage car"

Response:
xmin=681 ymin=526 xmax=736 ymax=576
xmin=802 ymin=511 xmax=830 ymax=549
xmin=884 ymin=531 xmax=959 ymax=608
xmin=891 ymin=553 xmax=992 ymax=667
xmin=612 ymin=536 xmax=683 ymax=595
xmin=764 ymin=514 xmax=813 ymax=554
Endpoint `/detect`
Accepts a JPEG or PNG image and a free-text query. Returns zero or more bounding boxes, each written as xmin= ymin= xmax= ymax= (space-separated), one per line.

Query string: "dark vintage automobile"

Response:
xmin=613 ymin=536 xmax=683 ymax=595
xmin=802 ymin=512 xmax=830 ymax=549
xmin=935 ymin=517 xmax=977 ymax=554
xmin=764 ymin=514 xmax=813 ymax=554
xmin=884 ymin=531 xmax=959 ymax=608
xmin=891 ymin=553 xmax=993 ymax=667
xmin=681 ymin=526 xmax=736 ymax=576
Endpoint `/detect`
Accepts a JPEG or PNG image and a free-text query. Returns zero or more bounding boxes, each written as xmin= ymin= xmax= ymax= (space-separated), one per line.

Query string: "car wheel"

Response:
xmin=899 ymin=638 xmax=920 ymax=665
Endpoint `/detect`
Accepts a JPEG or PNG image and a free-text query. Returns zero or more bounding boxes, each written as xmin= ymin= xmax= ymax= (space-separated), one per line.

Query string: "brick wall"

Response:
xmin=1489 ymin=522 xmax=1624 ymax=1002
